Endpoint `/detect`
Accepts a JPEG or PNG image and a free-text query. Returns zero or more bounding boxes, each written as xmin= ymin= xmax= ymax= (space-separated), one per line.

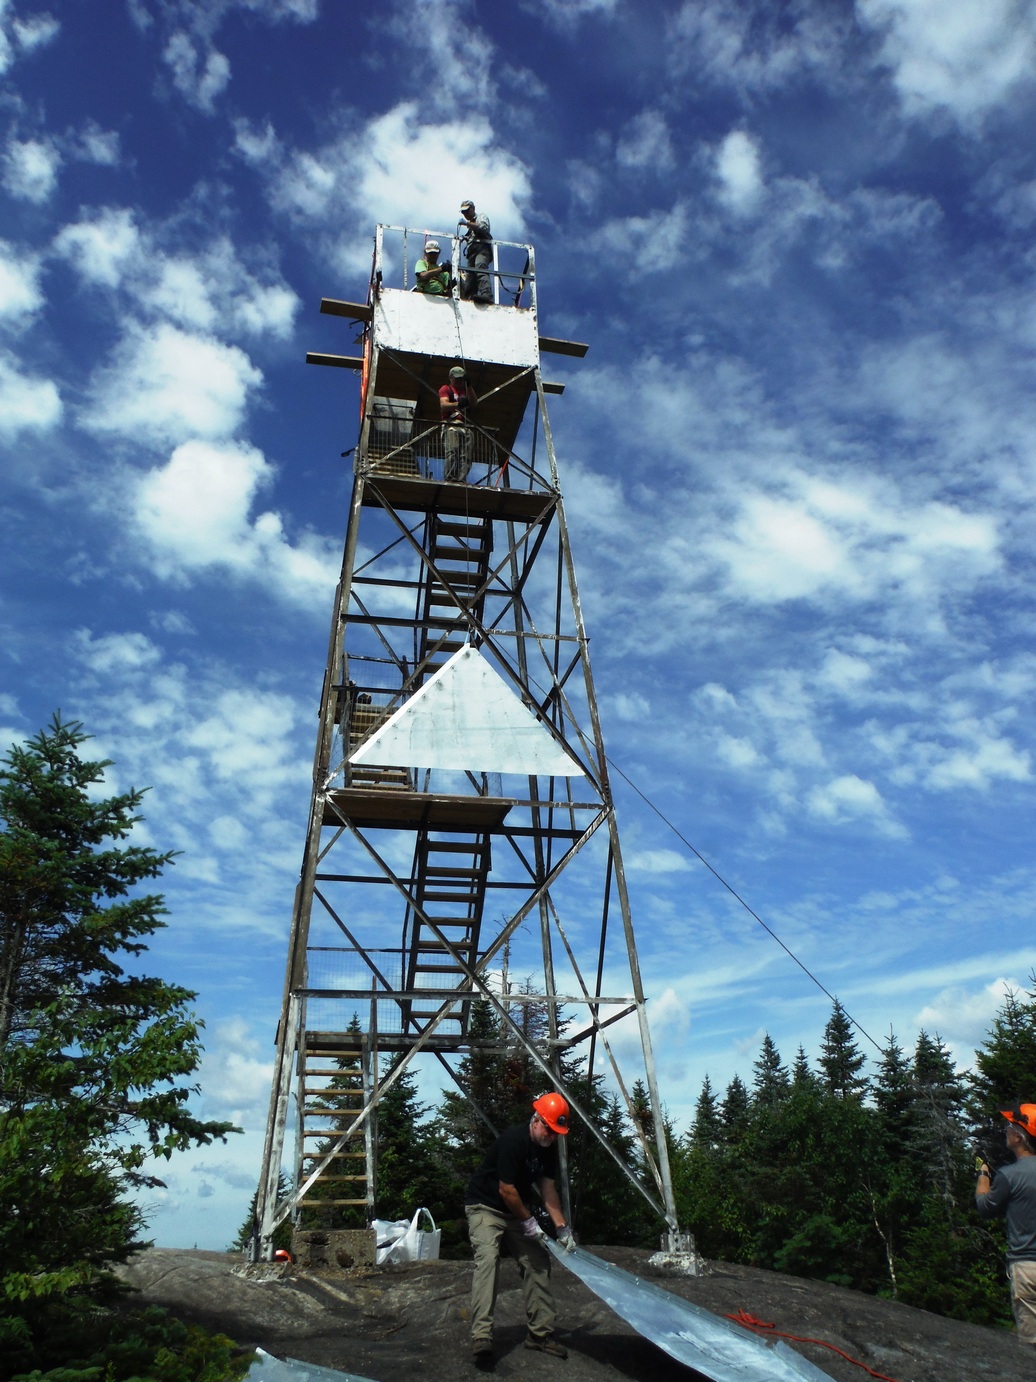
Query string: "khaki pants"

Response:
xmin=1009 ymin=1261 xmax=1036 ymax=1344
xmin=465 ymin=1203 xmax=555 ymax=1343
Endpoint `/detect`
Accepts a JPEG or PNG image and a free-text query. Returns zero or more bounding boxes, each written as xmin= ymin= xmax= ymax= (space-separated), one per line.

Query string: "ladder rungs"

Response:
xmin=298 ymin=1198 xmax=370 ymax=1207
xmin=303 ymin=1151 xmax=367 ymax=1161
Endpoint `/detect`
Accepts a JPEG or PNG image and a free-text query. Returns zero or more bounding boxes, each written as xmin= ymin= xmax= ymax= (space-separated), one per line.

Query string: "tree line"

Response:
xmin=283 ymin=979 xmax=1035 ymax=1331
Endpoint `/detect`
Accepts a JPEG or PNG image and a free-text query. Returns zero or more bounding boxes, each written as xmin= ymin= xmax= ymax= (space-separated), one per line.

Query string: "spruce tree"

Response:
xmin=752 ymin=1033 xmax=790 ymax=1107
xmin=0 ymin=716 xmax=236 ymax=1364
xmin=818 ymin=999 xmax=868 ymax=1098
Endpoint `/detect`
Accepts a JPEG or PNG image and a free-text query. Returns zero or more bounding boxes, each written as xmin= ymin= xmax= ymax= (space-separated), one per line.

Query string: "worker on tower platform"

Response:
xmin=464 ymin=1092 xmax=574 ymax=1368
xmin=976 ymin=1101 xmax=1036 ymax=1346
xmin=440 ymin=365 xmax=477 ymax=482
xmin=414 ymin=238 xmax=452 ymax=295
xmin=459 ymin=199 xmax=493 ymax=303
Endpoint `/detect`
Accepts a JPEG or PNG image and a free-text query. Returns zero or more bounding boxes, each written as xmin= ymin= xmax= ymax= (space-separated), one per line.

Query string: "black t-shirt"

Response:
xmin=465 ymin=1121 xmax=560 ymax=1213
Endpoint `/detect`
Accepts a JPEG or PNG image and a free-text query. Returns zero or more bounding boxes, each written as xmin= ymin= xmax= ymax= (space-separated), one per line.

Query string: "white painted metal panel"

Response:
xmin=373 ymin=290 xmax=540 ymax=367
xmin=349 ymin=646 xmax=584 ymax=776
xmin=549 ymin=1243 xmax=836 ymax=1382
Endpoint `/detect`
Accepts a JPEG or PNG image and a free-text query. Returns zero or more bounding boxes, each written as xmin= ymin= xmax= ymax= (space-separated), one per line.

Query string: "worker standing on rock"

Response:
xmin=464 ymin=1092 xmax=575 ymax=1368
xmin=976 ymin=1101 xmax=1036 ymax=1347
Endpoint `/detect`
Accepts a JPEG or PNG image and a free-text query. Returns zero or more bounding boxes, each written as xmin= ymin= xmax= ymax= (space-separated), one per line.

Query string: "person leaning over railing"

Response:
xmin=414 ymin=238 xmax=452 ymax=295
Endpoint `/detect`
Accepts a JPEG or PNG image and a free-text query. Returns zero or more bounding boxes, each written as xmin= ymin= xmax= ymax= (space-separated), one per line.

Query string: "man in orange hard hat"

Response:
xmin=464 ymin=1092 xmax=574 ymax=1368
xmin=976 ymin=1101 xmax=1036 ymax=1346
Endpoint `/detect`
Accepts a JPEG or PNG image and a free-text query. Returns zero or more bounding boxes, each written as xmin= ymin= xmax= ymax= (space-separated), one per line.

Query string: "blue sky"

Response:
xmin=4 ymin=0 xmax=1036 ymax=1250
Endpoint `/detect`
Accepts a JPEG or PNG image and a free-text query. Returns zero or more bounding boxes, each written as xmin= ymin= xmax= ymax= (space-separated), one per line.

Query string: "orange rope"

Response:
xmin=724 ymin=1310 xmax=901 ymax=1382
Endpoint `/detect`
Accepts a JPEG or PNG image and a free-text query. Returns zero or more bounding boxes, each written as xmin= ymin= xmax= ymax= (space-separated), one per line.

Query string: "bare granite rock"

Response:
xmin=117 ymin=1246 xmax=1034 ymax=1382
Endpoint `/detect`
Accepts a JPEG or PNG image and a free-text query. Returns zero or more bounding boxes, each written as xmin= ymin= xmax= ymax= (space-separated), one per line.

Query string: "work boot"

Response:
xmin=472 ymin=1338 xmax=494 ymax=1369
xmin=524 ymin=1334 xmax=568 ymax=1358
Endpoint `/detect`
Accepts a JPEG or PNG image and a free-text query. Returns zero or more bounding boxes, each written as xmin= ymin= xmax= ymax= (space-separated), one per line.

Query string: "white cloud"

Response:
xmin=625 ymin=848 xmax=693 ymax=875
xmin=83 ymin=323 xmax=262 ymax=445
xmin=807 ymin=773 xmax=905 ymax=837
xmin=0 ymin=352 xmax=61 ymax=439
xmin=667 ymin=0 xmax=847 ymax=95
xmin=73 ymin=630 xmax=163 ymax=675
xmin=12 ymin=12 xmax=59 ymax=53
xmin=132 ymin=439 xmax=338 ymax=605
xmin=706 ymin=479 xmax=1000 ymax=611
xmin=264 ymin=101 xmax=532 ymax=274
xmin=163 ymin=31 xmax=231 ymax=113
xmin=196 ymin=1017 xmax=274 ymax=1124
xmin=0 ymin=241 xmax=42 ymax=322
xmin=2 ymin=135 xmax=60 ymax=203
xmin=858 ymin=0 xmax=1036 ymax=124
xmin=53 ymin=208 xmax=141 ymax=288
xmin=71 ymin=122 xmax=121 ymax=166
xmin=54 ymin=212 xmax=299 ymax=339
xmin=616 ymin=110 xmax=675 ymax=172
xmin=715 ymin=130 xmax=764 ymax=215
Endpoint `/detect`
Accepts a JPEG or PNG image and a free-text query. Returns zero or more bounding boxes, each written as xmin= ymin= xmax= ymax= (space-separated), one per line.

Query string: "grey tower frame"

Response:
xmin=253 ymin=225 xmax=683 ymax=1258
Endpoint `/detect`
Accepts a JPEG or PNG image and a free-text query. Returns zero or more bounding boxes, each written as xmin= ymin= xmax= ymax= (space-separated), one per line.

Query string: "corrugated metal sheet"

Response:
xmin=550 ymin=1243 xmax=836 ymax=1382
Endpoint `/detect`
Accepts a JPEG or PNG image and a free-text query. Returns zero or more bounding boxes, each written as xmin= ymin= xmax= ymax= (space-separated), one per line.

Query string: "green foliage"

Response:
xmin=0 ymin=716 xmax=238 ymax=1371
xmin=8 ymin=1304 xmax=252 ymax=1382
xmin=669 ymin=998 xmax=1022 ymax=1327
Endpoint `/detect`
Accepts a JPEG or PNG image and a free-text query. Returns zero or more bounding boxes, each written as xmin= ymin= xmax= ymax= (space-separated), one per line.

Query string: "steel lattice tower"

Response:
xmin=253 ymin=224 xmax=685 ymax=1260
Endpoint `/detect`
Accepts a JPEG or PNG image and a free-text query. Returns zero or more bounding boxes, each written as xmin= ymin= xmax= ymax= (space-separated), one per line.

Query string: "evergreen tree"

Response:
xmin=690 ymin=1075 xmax=721 ymax=1149
xmin=968 ymin=978 xmax=1036 ymax=1169
xmin=374 ymin=1059 xmax=453 ymax=1222
xmin=0 ymin=716 xmax=236 ymax=1368
xmin=720 ymin=1074 xmax=750 ymax=1144
xmin=818 ymin=999 xmax=868 ymax=1098
xmin=751 ymin=1033 xmax=790 ymax=1107
xmin=791 ymin=1045 xmax=819 ymax=1092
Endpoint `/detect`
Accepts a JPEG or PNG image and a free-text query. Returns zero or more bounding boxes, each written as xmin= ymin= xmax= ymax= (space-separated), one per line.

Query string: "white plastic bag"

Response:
xmin=374 ymin=1208 xmax=440 ymax=1265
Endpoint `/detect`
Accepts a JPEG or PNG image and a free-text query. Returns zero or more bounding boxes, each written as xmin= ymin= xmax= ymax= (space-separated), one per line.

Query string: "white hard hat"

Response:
xmin=424 ymin=239 xmax=440 ymax=253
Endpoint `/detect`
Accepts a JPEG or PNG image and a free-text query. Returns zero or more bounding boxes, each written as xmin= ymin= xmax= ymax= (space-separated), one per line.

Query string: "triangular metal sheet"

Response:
xmin=349 ymin=645 xmax=584 ymax=776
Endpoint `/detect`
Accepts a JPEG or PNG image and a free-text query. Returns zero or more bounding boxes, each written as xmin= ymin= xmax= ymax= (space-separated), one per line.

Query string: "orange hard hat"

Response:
xmin=273 ymin=1248 xmax=292 ymax=1262
xmin=1000 ymin=1103 xmax=1036 ymax=1138
xmin=532 ymin=1091 xmax=570 ymax=1134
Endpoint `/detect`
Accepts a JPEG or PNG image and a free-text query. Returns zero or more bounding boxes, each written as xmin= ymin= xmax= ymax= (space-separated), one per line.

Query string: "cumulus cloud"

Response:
xmin=12 ymin=12 xmax=60 ymax=53
xmin=807 ymin=773 xmax=905 ymax=837
xmin=54 ymin=208 xmax=141 ymax=288
xmin=0 ymin=352 xmax=61 ymax=439
xmin=83 ymin=323 xmax=262 ymax=445
xmin=706 ymin=478 xmax=1000 ymax=610
xmin=714 ymin=129 xmax=764 ymax=215
xmin=132 ymin=439 xmax=338 ymax=605
xmin=163 ymin=31 xmax=231 ymax=112
xmin=54 ymin=210 xmax=299 ymax=338
xmin=70 ymin=121 xmax=121 ymax=166
xmin=616 ymin=110 xmax=675 ymax=172
xmin=858 ymin=0 xmax=1036 ymax=125
xmin=625 ymin=847 xmax=693 ymax=875
xmin=2 ymin=135 xmax=60 ymax=202
xmin=256 ymin=101 xmax=532 ymax=274
xmin=667 ymin=0 xmax=848 ymax=95
xmin=0 ymin=241 xmax=42 ymax=323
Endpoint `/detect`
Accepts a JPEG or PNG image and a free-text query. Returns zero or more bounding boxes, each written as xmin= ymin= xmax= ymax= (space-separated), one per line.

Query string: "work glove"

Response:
xmin=521 ymin=1216 xmax=544 ymax=1241
xmin=441 ymin=260 xmax=452 ymax=271
xmin=556 ymin=1224 xmax=575 ymax=1252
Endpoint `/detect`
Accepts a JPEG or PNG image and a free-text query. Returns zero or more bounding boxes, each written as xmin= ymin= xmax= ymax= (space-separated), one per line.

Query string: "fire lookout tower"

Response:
xmin=254 ymin=223 xmax=686 ymax=1259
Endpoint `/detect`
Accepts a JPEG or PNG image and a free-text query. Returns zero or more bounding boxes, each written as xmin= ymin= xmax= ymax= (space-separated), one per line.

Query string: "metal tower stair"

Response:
xmin=415 ymin=512 xmax=493 ymax=680
xmin=401 ymin=834 xmax=492 ymax=1038
xmin=296 ymin=1033 xmax=375 ymax=1217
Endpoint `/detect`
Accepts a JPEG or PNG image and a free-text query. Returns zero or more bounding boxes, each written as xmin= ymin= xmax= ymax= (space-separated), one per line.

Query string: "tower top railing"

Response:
xmin=371 ymin=224 xmax=537 ymax=312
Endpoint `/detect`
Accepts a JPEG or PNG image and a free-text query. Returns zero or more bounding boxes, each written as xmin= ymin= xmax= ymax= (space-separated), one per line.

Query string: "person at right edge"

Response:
xmin=465 ymin=1092 xmax=574 ymax=1368
xmin=975 ymin=1101 xmax=1036 ymax=1347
